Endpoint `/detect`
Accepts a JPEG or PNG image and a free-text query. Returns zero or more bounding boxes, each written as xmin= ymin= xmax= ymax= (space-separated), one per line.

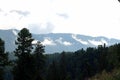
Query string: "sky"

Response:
xmin=0 ymin=0 xmax=120 ymax=39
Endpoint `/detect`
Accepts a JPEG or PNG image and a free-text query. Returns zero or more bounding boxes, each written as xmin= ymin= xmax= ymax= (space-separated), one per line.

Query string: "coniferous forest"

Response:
xmin=1 ymin=28 xmax=120 ymax=80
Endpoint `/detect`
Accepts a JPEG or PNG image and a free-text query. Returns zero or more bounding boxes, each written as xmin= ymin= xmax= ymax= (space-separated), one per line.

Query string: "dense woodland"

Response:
xmin=1 ymin=28 xmax=120 ymax=80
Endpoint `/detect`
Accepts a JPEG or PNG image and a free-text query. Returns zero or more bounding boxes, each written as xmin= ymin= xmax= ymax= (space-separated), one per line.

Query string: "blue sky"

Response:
xmin=0 ymin=0 xmax=120 ymax=39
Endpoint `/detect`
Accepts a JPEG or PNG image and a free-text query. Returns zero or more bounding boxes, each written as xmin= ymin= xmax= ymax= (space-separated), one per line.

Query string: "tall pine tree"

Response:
xmin=33 ymin=41 xmax=45 ymax=80
xmin=0 ymin=38 xmax=9 ymax=80
xmin=13 ymin=28 xmax=35 ymax=80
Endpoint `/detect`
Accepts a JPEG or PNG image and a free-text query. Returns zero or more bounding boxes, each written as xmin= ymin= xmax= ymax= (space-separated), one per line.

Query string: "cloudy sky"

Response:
xmin=0 ymin=0 xmax=120 ymax=39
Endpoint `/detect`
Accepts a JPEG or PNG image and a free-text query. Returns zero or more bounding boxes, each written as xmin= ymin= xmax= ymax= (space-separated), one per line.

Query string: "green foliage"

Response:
xmin=14 ymin=28 xmax=34 ymax=57
xmin=106 ymin=43 xmax=120 ymax=72
xmin=89 ymin=68 xmax=120 ymax=80
xmin=33 ymin=41 xmax=45 ymax=80
xmin=0 ymin=38 xmax=8 ymax=67
xmin=0 ymin=68 xmax=4 ymax=80
xmin=45 ymin=44 xmax=120 ymax=80
xmin=13 ymin=28 xmax=46 ymax=80
xmin=0 ymin=38 xmax=9 ymax=80
xmin=46 ymin=60 xmax=60 ymax=80
xmin=13 ymin=28 xmax=35 ymax=80
xmin=59 ymin=51 xmax=67 ymax=80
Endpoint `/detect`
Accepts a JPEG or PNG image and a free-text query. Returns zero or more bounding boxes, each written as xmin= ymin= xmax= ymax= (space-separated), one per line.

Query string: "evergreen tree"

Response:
xmin=13 ymin=28 xmax=35 ymax=80
xmin=59 ymin=51 xmax=67 ymax=80
xmin=46 ymin=60 xmax=60 ymax=80
xmin=33 ymin=41 xmax=45 ymax=80
xmin=0 ymin=38 xmax=9 ymax=80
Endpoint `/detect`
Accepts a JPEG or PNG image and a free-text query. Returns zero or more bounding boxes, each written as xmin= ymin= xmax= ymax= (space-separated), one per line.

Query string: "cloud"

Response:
xmin=0 ymin=0 xmax=120 ymax=39
xmin=72 ymin=34 xmax=88 ymax=45
xmin=88 ymin=40 xmax=103 ymax=46
xmin=0 ymin=8 xmax=2 ymax=12
xmin=32 ymin=37 xmax=56 ymax=46
xmin=32 ymin=40 xmax=38 ymax=45
xmin=88 ymin=39 xmax=108 ymax=46
xmin=56 ymin=37 xmax=72 ymax=46
xmin=63 ymin=41 xmax=72 ymax=46
xmin=56 ymin=13 xmax=69 ymax=19
xmin=101 ymin=38 xmax=108 ymax=45
xmin=0 ymin=8 xmax=5 ymax=15
xmin=42 ymin=37 xmax=56 ymax=46
xmin=28 ymin=22 xmax=55 ymax=34
xmin=10 ymin=10 xmax=30 ymax=17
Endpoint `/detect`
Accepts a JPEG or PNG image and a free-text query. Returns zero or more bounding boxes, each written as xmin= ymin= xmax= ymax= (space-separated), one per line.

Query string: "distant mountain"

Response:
xmin=0 ymin=29 xmax=120 ymax=53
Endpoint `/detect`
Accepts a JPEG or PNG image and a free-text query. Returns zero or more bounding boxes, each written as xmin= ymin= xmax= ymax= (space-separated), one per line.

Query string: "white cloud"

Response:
xmin=55 ymin=37 xmax=72 ymax=46
xmin=42 ymin=38 xmax=56 ymax=46
xmin=28 ymin=22 xmax=55 ymax=34
xmin=56 ymin=13 xmax=69 ymax=19
xmin=88 ymin=39 xmax=108 ymax=46
xmin=72 ymin=34 xmax=88 ymax=45
xmin=10 ymin=10 xmax=30 ymax=17
xmin=55 ymin=37 xmax=63 ymax=44
xmin=32 ymin=40 xmax=38 ymax=45
xmin=101 ymin=38 xmax=108 ymax=45
xmin=63 ymin=41 xmax=72 ymax=46
xmin=0 ymin=0 xmax=120 ymax=39
xmin=88 ymin=40 xmax=103 ymax=46
xmin=12 ymin=29 xmax=18 ymax=36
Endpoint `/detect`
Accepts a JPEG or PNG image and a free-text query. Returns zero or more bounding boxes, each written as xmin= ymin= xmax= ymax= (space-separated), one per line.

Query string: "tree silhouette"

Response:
xmin=47 ymin=60 xmax=60 ymax=80
xmin=33 ymin=41 xmax=45 ymax=80
xmin=59 ymin=51 xmax=67 ymax=80
xmin=0 ymin=38 xmax=9 ymax=80
xmin=13 ymin=28 xmax=35 ymax=80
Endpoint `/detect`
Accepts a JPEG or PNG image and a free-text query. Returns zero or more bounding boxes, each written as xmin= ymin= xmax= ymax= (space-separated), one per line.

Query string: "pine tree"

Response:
xmin=33 ymin=41 xmax=45 ymax=80
xmin=46 ymin=60 xmax=60 ymax=80
xmin=59 ymin=51 xmax=67 ymax=80
xmin=13 ymin=28 xmax=35 ymax=80
xmin=0 ymin=38 xmax=9 ymax=80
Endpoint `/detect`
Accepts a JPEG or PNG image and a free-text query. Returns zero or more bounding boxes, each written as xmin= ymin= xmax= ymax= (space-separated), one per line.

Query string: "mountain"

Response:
xmin=0 ymin=29 xmax=120 ymax=53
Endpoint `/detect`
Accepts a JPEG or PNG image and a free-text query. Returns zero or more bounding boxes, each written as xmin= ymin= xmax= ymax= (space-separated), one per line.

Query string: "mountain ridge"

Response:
xmin=0 ymin=29 xmax=120 ymax=53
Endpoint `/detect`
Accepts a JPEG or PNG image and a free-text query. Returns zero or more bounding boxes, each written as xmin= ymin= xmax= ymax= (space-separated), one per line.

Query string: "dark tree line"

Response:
xmin=45 ymin=44 xmax=120 ymax=80
xmin=1 ymin=28 xmax=120 ymax=80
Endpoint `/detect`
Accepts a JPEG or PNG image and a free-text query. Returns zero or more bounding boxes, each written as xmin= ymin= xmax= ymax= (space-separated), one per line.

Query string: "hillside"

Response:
xmin=0 ymin=29 xmax=120 ymax=53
